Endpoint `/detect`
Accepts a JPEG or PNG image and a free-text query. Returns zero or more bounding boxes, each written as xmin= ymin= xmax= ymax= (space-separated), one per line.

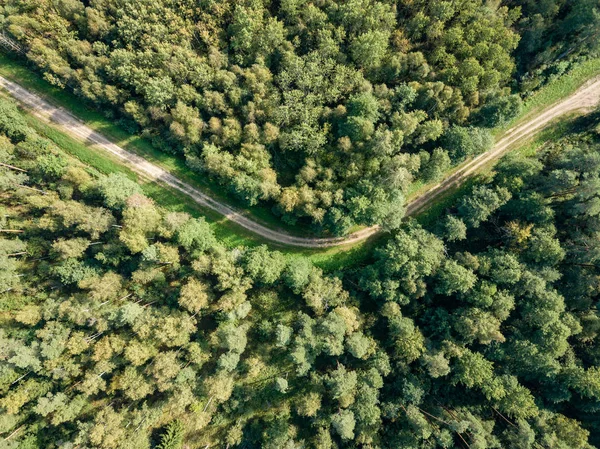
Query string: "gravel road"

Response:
xmin=2 ymin=75 xmax=599 ymax=248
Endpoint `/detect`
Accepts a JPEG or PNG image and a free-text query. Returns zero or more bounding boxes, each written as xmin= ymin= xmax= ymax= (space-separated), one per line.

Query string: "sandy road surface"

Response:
xmin=1 ymin=75 xmax=600 ymax=247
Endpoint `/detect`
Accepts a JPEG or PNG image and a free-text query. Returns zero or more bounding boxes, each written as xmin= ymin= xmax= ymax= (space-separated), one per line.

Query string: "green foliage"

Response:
xmin=434 ymin=259 xmax=477 ymax=296
xmin=156 ymin=421 xmax=184 ymax=449
xmin=360 ymin=226 xmax=445 ymax=302
xmin=52 ymin=258 xmax=96 ymax=285
xmin=96 ymin=173 xmax=143 ymax=210
xmin=0 ymin=97 xmax=30 ymax=141
xmin=458 ymin=185 xmax=512 ymax=228
xmin=476 ymin=94 xmax=523 ymax=127
xmin=283 ymin=257 xmax=313 ymax=293
xmin=33 ymin=154 xmax=68 ymax=181
xmin=1 ymin=13 xmax=600 ymax=449
xmin=331 ymin=409 xmax=356 ymax=441
xmin=421 ymin=148 xmax=452 ymax=182
xmin=326 ymin=364 xmax=358 ymax=408
xmin=2 ymin=0 xmax=529 ymax=234
xmin=243 ymin=245 xmax=286 ymax=285
xmin=442 ymin=126 xmax=494 ymax=162
xmin=439 ymin=215 xmax=467 ymax=242
xmin=356 ymin=119 xmax=600 ymax=447
xmin=176 ymin=217 xmax=216 ymax=254
xmin=274 ymin=377 xmax=288 ymax=394
xmin=510 ymin=0 xmax=600 ymax=75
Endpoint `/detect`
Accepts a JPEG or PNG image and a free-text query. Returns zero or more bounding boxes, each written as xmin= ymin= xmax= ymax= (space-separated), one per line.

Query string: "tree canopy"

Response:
xmin=0 ymin=0 xmax=535 ymax=234
xmin=1 ymin=3 xmax=600 ymax=448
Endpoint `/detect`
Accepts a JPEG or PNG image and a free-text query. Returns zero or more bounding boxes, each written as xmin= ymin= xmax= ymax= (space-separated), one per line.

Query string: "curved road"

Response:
xmin=1 ymin=75 xmax=600 ymax=248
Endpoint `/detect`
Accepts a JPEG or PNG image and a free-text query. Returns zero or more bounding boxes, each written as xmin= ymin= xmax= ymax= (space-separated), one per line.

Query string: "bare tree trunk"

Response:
xmin=0 ymin=162 xmax=27 ymax=172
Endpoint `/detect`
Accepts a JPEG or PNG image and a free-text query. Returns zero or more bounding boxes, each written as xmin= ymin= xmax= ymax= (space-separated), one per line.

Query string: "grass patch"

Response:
xmin=294 ymin=234 xmax=384 ymax=272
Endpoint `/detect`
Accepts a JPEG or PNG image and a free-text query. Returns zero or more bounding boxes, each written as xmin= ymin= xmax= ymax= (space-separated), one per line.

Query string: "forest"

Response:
xmin=1 ymin=0 xmax=598 ymax=234
xmin=1 ymin=0 xmax=600 ymax=448
xmin=2 ymin=80 xmax=600 ymax=447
